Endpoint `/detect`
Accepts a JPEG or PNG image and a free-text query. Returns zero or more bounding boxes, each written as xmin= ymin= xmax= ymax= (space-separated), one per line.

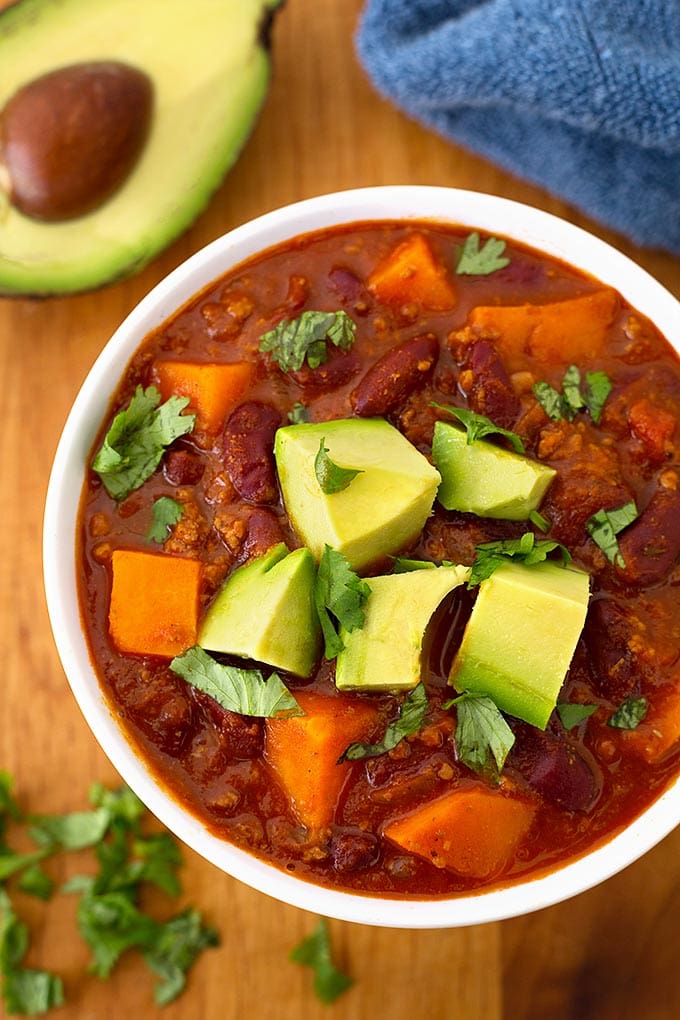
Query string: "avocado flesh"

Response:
xmin=336 ymin=564 xmax=469 ymax=692
xmin=449 ymin=561 xmax=590 ymax=729
xmin=198 ymin=543 xmax=321 ymax=678
xmin=432 ymin=421 xmax=556 ymax=519
xmin=0 ymin=0 xmax=279 ymax=295
xmin=274 ymin=418 xmax=441 ymax=570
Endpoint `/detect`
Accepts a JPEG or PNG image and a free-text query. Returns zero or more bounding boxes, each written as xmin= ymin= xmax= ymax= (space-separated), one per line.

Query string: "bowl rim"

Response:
xmin=43 ymin=184 xmax=680 ymax=928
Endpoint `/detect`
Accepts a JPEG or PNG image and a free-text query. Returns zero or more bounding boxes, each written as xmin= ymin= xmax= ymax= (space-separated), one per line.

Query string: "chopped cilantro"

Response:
xmin=259 ymin=309 xmax=356 ymax=372
xmin=146 ymin=496 xmax=184 ymax=544
xmin=0 ymin=851 xmax=49 ymax=883
xmin=529 ymin=508 xmax=551 ymax=532
xmin=0 ymin=891 xmax=64 ymax=1016
xmin=290 ymin=918 xmax=353 ymax=1005
xmin=447 ymin=692 xmax=515 ymax=778
xmin=557 ymin=703 xmax=598 ymax=729
xmin=16 ymin=865 xmax=54 ymax=902
xmin=144 ymin=909 xmax=219 ymax=1006
xmin=170 ymin=646 xmax=301 ymax=718
xmin=533 ymin=365 xmax=612 ymax=425
xmin=608 ymin=696 xmax=648 ymax=730
xmin=92 ymin=386 xmax=195 ymax=501
xmin=30 ymin=808 xmax=111 ymax=851
xmin=431 ymin=402 xmax=525 ymax=453
xmin=455 ymin=232 xmax=510 ymax=276
xmin=314 ymin=546 xmax=370 ymax=659
xmin=392 ymin=557 xmax=436 ymax=573
xmin=339 ymin=683 xmax=429 ymax=761
xmin=314 ymin=439 xmax=363 ymax=494
xmin=586 ymin=501 xmax=638 ymax=567
xmin=468 ymin=532 xmax=571 ymax=588
xmin=288 ymin=401 xmax=310 ymax=424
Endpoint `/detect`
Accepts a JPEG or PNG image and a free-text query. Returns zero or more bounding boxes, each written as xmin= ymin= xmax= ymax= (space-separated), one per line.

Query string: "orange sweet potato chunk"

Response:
xmin=468 ymin=289 xmax=618 ymax=366
xmin=109 ymin=549 xmax=201 ymax=658
xmin=154 ymin=360 xmax=253 ymax=434
xmin=368 ymin=233 xmax=457 ymax=311
xmin=264 ymin=691 xmax=379 ymax=832
xmin=383 ymin=784 xmax=536 ymax=879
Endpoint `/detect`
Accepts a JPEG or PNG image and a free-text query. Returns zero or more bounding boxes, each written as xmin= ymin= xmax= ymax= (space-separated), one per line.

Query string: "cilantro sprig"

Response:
xmin=456 ymin=232 xmax=510 ymax=276
xmin=446 ymin=692 xmax=515 ymax=779
xmin=556 ymin=703 xmax=598 ymax=729
xmin=339 ymin=683 xmax=429 ymax=762
xmin=170 ymin=646 xmax=302 ymax=718
xmin=290 ymin=918 xmax=353 ymax=1005
xmin=608 ymin=695 xmax=648 ymax=730
xmin=146 ymin=496 xmax=184 ymax=544
xmin=92 ymin=386 xmax=195 ymax=501
xmin=468 ymin=532 xmax=572 ymax=588
xmin=314 ymin=546 xmax=370 ymax=659
xmin=259 ymin=310 xmax=356 ymax=372
xmin=431 ymin=402 xmax=525 ymax=454
xmin=585 ymin=501 xmax=638 ymax=567
xmin=314 ymin=439 xmax=363 ymax=494
xmin=533 ymin=365 xmax=612 ymax=425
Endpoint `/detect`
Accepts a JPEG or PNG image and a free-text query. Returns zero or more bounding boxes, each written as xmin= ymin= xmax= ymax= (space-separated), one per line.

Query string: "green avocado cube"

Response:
xmin=449 ymin=561 xmax=590 ymax=729
xmin=198 ymin=543 xmax=320 ymax=678
xmin=432 ymin=421 xmax=556 ymax=519
xmin=274 ymin=418 xmax=441 ymax=570
xmin=336 ymin=563 xmax=469 ymax=691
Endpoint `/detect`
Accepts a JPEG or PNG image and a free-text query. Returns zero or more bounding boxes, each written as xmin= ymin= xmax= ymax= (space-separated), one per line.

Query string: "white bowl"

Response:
xmin=43 ymin=186 xmax=680 ymax=927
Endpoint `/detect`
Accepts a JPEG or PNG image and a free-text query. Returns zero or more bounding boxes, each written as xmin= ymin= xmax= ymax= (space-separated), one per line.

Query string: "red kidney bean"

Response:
xmin=291 ymin=345 xmax=361 ymax=392
xmin=462 ymin=340 xmax=521 ymax=429
xmin=351 ymin=333 xmax=439 ymax=416
xmin=116 ymin=668 xmax=195 ymax=757
xmin=222 ymin=402 xmax=281 ymax=504
xmin=199 ymin=693 xmax=264 ymax=760
xmin=330 ymin=829 xmax=380 ymax=873
xmin=163 ymin=449 xmax=205 ymax=486
xmin=509 ymin=724 xmax=600 ymax=812
xmin=242 ymin=508 xmax=285 ymax=561
xmin=585 ymin=597 xmax=643 ymax=700
xmin=617 ymin=485 xmax=680 ymax=586
xmin=328 ymin=265 xmax=366 ymax=305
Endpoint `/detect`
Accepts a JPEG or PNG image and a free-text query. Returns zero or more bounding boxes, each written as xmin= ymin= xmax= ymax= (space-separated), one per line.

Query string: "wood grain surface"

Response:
xmin=1 ymin=2 xmax=679 ymax=1018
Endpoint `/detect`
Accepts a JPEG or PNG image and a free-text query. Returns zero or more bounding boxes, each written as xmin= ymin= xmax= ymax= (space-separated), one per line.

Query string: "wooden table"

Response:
xmin=2 ymin=2 xmax=680 ymax=1017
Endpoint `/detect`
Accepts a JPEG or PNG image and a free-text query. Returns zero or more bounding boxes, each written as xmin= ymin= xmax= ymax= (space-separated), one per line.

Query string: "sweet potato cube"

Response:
xmin=368 ymin=233 xmax=457 ymax=311
xmin=154 ymin=360 xmax=254 ymax=434
xmin=468 ymin=289 xmax=618 ymax=367
xmin=264 ymin=691 xmax=378 ymax=832
xmin=623 ymin=677 xmax=680 ymax=763
xmin=109 ymin=549 xmax=201 ymax=658
xmin=383 ymin=784 xmax=536 ymax=879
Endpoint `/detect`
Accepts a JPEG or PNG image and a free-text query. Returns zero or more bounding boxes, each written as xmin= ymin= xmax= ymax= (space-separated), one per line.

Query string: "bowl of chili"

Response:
xmin=44 ymin=186 xmax=680 ymax=927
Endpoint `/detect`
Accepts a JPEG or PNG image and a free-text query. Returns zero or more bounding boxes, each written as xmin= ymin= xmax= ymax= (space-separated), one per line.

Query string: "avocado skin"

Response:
xmin=0 ymin=0 xmax=282 ymax=296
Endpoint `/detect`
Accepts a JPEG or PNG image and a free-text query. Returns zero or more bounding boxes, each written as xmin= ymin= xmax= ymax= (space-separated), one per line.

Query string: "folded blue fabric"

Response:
xmin=356 ymin=0 xmax=680 ymax=254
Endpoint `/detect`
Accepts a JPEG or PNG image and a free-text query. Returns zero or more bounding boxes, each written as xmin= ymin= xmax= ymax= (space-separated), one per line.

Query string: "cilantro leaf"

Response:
xmin=529 ymin=508 xmax=551 ymax=532
xmin=339 ymin=683 xmax=429 ymax=761
xmin=288 ymin=401 xmax=310 ymax=424
xmin=533 ymin=365 xmax=612 ymax=425
xmin=392 ymin=557 xmax=436 ymax=573
xmin=0 ymin=773 xmax=21 ymax=825
xmin=77 ymin=890 xmax=159 ymax=978
xmin=259 ymin=310 xmax=356 ymax=372
xmin=17 ymin=864 xmax=54 ymax=902
xmin=431 ymin=402 xmax=525 ymax=454
xmin=314 ymin=439 xmax=363 ymax=494
xmin=170 ymin=646 xmax=302 ymax=718
xmin=88 ymin=784 xmax=145 ymax=830
xmin=608 ymin=696 xmax=648 ymax=730
xmin=556 ymin=702 xmax=598 ymax=729
xmin=449 ymin=693 xmax=515 ymax=778
xmin=144 ymin=909 xmax=219 ymax=1006
xmin=290 ymin=918 xmax=353 ymax=1005
xmin=92 ymin=386 xmax=195 ymax=501
xmin=584 ymin=371 xmax=612 ymax=424
xmin=586 ymin=501 xmax=638 ymax=566
xmin=146 ymin=496 xmax=184 ymax=544
xmin=468 ymin=532 xmax=572 ymax=588
xmin=0 ymin=890 xmax=64 ymax=1016
xmin=0 ymin=850 xmax=49 ymax=882
xmin=30 ymin=808 xmax=111 ymax=851
xmin=314 ymin=546 xmax=370 ymax=659
xmin=456 ymin=232 xmax=510 ymax=276
xmin=532 ymin=380 xmax=565 ymax=421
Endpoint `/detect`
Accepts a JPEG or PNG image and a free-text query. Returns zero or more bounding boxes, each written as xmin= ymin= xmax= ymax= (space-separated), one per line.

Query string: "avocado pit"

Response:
xmin=0 ymin=60 xmax=153 ymax=222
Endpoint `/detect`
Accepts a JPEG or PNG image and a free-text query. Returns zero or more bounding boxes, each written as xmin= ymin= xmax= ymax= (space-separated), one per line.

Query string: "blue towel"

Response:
xmin=356 ymin=0 xmax=680 ymax=254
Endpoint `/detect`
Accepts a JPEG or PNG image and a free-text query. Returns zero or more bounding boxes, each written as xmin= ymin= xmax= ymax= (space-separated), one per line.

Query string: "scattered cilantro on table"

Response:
xmin=170 ymin=646 xmax=302 ymax=718
xmin=92 ymin=385 xmax=195 ymax=501
xmin=339 ymin=683 xmax=429 ymax=762
xmin=259 ymin=309 xmax=356 ymax=372
xmin=431 ymin=402 xmax=525 ymax=453
xmin=455 ymin=232 xmax=510 ymax=276
xmin=0 ymin=776 xmax=218 ymax=1015
xmin=314 ymin=546 xmax=371 ymax=659
xmin=290 ymin=917 xmax=353 ymax=1004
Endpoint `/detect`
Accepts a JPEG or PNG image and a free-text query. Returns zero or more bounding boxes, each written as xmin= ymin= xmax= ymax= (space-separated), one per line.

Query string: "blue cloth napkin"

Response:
xmin=356 ymin=0 xmax=680 ymax=254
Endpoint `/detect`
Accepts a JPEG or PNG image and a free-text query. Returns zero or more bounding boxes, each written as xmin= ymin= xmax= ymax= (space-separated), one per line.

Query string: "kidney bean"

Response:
xmin=509 ymin=724 xmax=600 ymax=812
xmin=242 ymin=508 xmax=285 ymax=561
xmin=291 ymin=345 xmax=360 ymax=392
xmin=585 ymin=597 xmax=643 ymax=700
xmin=351 ymin=333 xmax=439 ymax=417
xmin=222 ymin=401 xmax=281 ymax=504
xmin=328 ymin=266 xmax=366 ymax=306
xmin=461 ymin=340 xmax=521 ymax=429
xmin=116 ymin=667 xmax=195 ymax=756
xmin=617 ymin=484 xmax=680 ymax=586
xmin=330 ymin=829 xmax=380 ymax=873
xmin=163 ymin=449 xmax=205 ymax=486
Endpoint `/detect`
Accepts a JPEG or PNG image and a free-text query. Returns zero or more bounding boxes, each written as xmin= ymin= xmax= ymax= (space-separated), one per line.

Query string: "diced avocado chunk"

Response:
xmin=274 ymin=418 xmax=441 ymax=570
xmin=449 ymin=561 xmax=590 ymax=729
xmin=432 ymin=421 xmax=556 ymax=519
xmin=198 ymin=543 xmax=320 ymax=678
xmin=336 ymin=563 xmax=469 ymax=691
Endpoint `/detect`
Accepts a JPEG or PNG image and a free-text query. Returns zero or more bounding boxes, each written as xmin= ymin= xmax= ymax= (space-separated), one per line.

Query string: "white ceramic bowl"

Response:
xmin=44 ymin=186 xmax=680 ymax=927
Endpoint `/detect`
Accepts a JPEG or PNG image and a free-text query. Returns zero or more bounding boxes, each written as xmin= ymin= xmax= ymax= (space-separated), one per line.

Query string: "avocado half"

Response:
xmin=0 ymin=0 xmax=280 ymax=296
